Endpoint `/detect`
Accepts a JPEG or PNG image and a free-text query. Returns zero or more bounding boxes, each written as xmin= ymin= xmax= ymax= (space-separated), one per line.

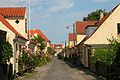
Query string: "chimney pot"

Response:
xmin=99 ymin=11 xmax=104 ymax=20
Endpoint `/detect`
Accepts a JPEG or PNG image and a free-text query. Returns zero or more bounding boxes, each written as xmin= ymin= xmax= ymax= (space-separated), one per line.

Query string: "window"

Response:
xmin=117 ymin=23 xmax=120 ymax=34
xmin=15 ymin=19 xmax=20 ymax=24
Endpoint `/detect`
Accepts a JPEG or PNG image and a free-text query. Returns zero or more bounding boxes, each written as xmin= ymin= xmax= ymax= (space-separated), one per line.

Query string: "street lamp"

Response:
xmin=66 ymin=23 xmax=76 ymax=46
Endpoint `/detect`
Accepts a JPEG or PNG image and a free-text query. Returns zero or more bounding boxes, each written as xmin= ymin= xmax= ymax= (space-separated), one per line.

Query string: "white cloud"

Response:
xmin=50 ymin=0 xmax=74 ymax=13
xmin=92 ymin=0 xmax=109 ymax=3
xmin=0 ymin=0 xmax=44 ymax=7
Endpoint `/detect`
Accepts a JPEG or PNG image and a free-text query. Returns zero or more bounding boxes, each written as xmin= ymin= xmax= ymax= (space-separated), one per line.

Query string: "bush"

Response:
xmin=38 ymin=56 xmax=51 ymax=67
xmin=18 ymin=50 xmax=52 ymax=72
xmin=90 ymin=37 xmax=120 ymax=79
xmin=109 ymin=37 xmax=120 ymax=79
xmin=1 ymin=41 xmax=13 ymax=64
xmin=91 ymin=37 xmax=120 ymax=65
xmin=92 ymin=48 xmax=115 ymax=64
xmin=18 ymin=51 xmax=37 ymax=72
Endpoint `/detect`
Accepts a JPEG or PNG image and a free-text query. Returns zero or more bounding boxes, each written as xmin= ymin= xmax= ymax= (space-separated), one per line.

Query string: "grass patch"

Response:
xmin=22 ymin=70 xmax=37 ymax=78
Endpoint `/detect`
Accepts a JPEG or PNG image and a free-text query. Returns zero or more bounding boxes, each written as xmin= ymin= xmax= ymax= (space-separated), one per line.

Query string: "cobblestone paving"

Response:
xmin=17 ymin=58 xmax=103 ymax=80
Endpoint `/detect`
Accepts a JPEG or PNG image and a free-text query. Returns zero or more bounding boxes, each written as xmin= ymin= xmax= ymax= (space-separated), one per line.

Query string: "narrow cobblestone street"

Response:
xmin=17 ymin=58 xmax=103 ymax=80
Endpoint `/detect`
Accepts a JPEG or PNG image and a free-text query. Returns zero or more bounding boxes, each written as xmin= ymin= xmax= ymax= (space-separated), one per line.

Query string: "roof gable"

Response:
xmin=29 ymin=29 xmax=50 ymax=42
xmin=0 ymin=14 xmax=27 ymax=40
xmin=97 ymin=4 xmax=119 ymax=26
xmin=86 ymin=4 xmax=120 ymax=40
xmin=84 ymin=4 xmax=120 ymax=45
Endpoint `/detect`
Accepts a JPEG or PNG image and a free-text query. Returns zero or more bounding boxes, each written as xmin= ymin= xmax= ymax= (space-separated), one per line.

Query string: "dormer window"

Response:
xmin=15 ymin=19 xmax=20 ymax=24
xmin=117 ymin=23 xmax=120 ymax=34
xmin=85 ymin=25 xmax=97 ymax=37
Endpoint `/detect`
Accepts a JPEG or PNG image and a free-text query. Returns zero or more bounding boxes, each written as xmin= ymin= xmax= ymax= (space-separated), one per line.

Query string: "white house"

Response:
xmin=0 ymin=7 xmax=36 ymax=74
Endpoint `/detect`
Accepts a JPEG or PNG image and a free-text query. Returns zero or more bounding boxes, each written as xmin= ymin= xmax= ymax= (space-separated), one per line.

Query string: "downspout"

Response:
xmin=13 ymin=35 xmax=18 ymax=78
xmin=84 ymin=45 xmax=86 ymax=67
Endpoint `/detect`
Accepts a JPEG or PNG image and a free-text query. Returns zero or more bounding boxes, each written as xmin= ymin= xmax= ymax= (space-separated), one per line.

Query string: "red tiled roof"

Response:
xmin=54 ymin=44 xmax=63 ymax=49
xmin=0 ymin=14 xmax=27 ymax=40
xmin=29 ymin=29 xmax=50 ymax=42
xmin=76 ymin=21 xmax=97 ymax=34
xmin=69 ymin=33 xmax=76 ymax=41
xmin=50 ymin=44 xmax=54 ymax=48
xmin=0 ymin=7 xmax=26 ymax=18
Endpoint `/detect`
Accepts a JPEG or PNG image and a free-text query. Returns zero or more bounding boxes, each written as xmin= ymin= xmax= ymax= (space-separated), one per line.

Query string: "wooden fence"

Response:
xmin=90 ymin=61 xmax=114 ymax=80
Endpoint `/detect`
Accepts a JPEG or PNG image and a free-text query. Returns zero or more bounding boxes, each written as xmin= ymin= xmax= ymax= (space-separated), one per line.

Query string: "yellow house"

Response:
xmin=77 ymin=4 xmax=120 ymax=68
xmin=85 ymin=4 xmax=120 ymax=46
xmin=0 ymin=7 xmax=36 ymax=74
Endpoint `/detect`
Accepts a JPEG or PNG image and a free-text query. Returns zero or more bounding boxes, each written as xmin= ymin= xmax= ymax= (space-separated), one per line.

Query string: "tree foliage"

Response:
xmin=47 ymin=47 xmax=56 ymax=55
xmin=1 ymin=41 xmax=13 ymax=64
xmin=91 ymin=37 xmax=119 ymax=64
xmin=83 ymin=9 xmax=108 ymax=21
xmin=92 ymin=48 xmax=115 ymax=64
xmin=109 ymin=37 xmax=120 ymax=79
xmin=31 ymin=35 xmax=45 ymax=50
xmin=18 ymin=51 xmax=37 ymax=71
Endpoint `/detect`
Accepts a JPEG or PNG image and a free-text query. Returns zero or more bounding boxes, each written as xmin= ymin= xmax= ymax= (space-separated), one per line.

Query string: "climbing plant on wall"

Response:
xmin=1 ymin=41 xmax=13 ymax=64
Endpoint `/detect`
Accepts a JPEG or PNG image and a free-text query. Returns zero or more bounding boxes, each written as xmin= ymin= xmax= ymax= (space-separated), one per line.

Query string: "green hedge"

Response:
xmin=91 ymin=48 xmax=115 ymax=65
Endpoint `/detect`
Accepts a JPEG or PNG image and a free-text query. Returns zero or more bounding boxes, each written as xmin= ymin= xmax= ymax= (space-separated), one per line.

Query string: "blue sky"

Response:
xmin=0 ymin=0 xmax=119 ymax=44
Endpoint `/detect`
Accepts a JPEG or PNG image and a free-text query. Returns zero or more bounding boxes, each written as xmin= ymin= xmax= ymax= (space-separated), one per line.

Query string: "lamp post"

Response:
xmin=66 ymin=23 xmax=76 ymax=46
xmin=64 ymin=40 xmax=66 ymax=58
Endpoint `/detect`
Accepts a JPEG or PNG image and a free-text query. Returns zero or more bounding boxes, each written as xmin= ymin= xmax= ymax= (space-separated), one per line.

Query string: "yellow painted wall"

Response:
xmin=69 ymin=41 xmax=74 ymax=48
xmin=0 ymin=22 xmax=15 ymax=46
xmin=76 ymin=35 xmax=86 ymax=45
xmin=6 ymin=19 xmax=28 ymax=38
xmin=85 ymin=5 xmax=120 ymax=45
xmin=0 ymin=21 xmax=17 ymax=73
xmin=0 ymin=21 xmax=27 ymax=73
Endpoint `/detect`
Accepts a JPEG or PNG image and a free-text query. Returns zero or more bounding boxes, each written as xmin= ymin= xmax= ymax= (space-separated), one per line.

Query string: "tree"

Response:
xmin=108 ymin=37 xmax=120 ymax=79
xmin=1 ymin=41 xmax=13 ymax=64
xmin=47 ymin=47 xmax=56 ymax=56
xmin=31 ymin=35 xmax=45 ymax=50
xmin=83 ymin=9 xmax=108 ymax=21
